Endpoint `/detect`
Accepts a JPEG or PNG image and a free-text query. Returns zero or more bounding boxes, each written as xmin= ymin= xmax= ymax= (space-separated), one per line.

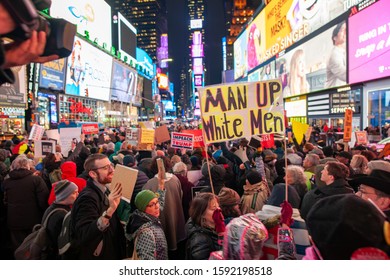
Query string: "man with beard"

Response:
xmin=70 ymin=154 xmax=126 ymax=259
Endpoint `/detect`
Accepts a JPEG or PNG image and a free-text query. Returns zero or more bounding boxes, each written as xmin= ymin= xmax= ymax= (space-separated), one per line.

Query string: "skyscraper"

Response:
xmin=108 ymin=0 xmax=168 ymax=61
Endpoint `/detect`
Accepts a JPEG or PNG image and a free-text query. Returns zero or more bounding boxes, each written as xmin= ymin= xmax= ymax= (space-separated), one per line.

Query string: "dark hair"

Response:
xmin=84 ymin=153 xmax=108 ymax=172
xmin=332 ymin=22 xmax=345 ymax=45
xmin=189 ymin=193 xmax=218 ymax=226
xmin=360 ymin=150 xmax=377 ymax=162
xmin=274 ymin=140 xmax=283 ymax=149
xmin=325 ymin=161 xmax=349 ymax=180
xmin=322 ymin=146 xmax=334 ymax=157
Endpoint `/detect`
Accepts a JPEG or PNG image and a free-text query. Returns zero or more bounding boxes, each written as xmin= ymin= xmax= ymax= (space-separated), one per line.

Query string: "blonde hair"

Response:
xmin=350 ymin=155 xmax=368 ymax=174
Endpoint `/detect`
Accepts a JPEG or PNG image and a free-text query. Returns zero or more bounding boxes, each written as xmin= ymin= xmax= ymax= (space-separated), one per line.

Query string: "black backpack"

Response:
xmin=58 ymin=211 xmax=74 ymax=256
xmin=14 ymin=208 xmax=67 ymax=260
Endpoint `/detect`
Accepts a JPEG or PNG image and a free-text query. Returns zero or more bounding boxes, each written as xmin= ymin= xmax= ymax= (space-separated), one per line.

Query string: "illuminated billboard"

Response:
xmin=118 ymin=12 xmax=137 ymax=63
xmin=276 ymin=21 xmax=347 ymax=98
xmin=110 ymin=61 xmax=139 ymax=105
xmin=349 ymin=1 xmax=390 ymax=84
xmin=65 ymin=38 xmax=113 ymax=101
xmin=157 ymin=74 xmax=169 ymax=90
xmin=193 ymin=58 xmax=203 ymax=75
xmin=234 ymin=29 xmax=247 ymax=80
xmin=51 ymin=0 xmax=112 ymax=49
xmin=190 ymin=19 xmax=203 ymax=29
xmin=136 ymin=48 xmax=154 ymax=77
xmin=39 ymin=59 xmax=66 ymax=91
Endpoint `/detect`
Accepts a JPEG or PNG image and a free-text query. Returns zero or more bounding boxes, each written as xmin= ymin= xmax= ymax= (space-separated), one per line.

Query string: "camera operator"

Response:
xmin=0 ymin=2 xmax=59 ymax=81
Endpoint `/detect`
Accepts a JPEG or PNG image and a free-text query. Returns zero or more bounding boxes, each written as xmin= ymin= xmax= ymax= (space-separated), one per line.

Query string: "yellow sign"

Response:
xmin=140 ymin=128 xmax=155 ymax=144
xmin=292 ymin=120 xmax=309 ymax=145
xmin=199 ymin=80 xmax=284 ymax=144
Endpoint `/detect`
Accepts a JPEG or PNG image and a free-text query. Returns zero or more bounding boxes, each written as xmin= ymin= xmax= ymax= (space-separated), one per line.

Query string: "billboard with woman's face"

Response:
xmin=277 ymin=20 xmax=347 ymax=98
xmin=234 ymin=29 xmax=248 ymax=80
xmin=65 ymin=38 xmax=113 ymax=100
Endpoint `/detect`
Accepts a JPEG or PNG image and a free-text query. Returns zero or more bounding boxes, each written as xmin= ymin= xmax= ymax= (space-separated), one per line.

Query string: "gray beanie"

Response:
xmin=54 ymin=180 xmax=78 ymax=202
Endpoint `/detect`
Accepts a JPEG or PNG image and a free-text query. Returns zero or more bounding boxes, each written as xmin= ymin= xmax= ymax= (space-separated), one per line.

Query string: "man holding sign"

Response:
xmin=70 ymin=154 xmax=126 ymax=259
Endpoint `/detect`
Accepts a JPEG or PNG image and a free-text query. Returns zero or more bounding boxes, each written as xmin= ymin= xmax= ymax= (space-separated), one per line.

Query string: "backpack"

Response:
xmin=57 ymin=211 xmax=73 ymax=256
xmin=14 ymin=208 xmax=67 ymax=260
xmin=222 ymin=213 xmax=268 ymax=260
xmin=49 ymin=169 xmax=62 ymax=184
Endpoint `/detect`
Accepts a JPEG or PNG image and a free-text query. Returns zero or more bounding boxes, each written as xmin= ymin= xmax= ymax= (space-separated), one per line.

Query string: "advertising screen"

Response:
xmin=349 ymin=1 xmax=390 ymax=84
xmin=285 ymin=96 xmax=307 ymax=117
xmin=276 ymin=21 xmax=347 ymax=98
xmin=50 ymin=0 xmax=112 ymax=49
xmin=263 ymin=0 xmax=344 ymax=62
xmin=246 ymin=10 xmax=266 ymax=72
xmin=110 ymin=61 xmax=138 ymax=105
xmin=0 ymin=66 xmax=26 ymax=107
xmin=65 ymin=38 xmax=113 ymax=101
xmin=136 ymin=48 xmax=154 ymax=77
xmin=39 ymin=58 xmax=66 ymax=91
xmin=118 ymin=12 xmax=137 ymax=63
xmin=234 ymin=29 xmax=248 ymax=80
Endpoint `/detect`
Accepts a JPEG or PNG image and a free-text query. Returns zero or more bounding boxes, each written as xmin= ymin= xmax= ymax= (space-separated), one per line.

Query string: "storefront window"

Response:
xmin=368 ymin=89 xmax=390 ymax=128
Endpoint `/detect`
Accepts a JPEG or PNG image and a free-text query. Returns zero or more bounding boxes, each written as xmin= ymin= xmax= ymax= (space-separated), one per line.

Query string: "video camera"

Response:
xmin=1 ymin=0 xmax=76 ymax=58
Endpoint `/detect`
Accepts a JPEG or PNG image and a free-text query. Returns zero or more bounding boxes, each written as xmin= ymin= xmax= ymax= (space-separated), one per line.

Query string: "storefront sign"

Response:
xmin=330 ymin=88 xmax=361 ymax=115
xmin=199 ymin=80 xmax=284 ymax=144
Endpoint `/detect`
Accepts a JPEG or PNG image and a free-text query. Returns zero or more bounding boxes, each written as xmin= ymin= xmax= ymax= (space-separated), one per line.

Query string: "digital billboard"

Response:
xmin=50 ymin=0 xmax=112 ymax=49
xmin=0 ymin=66 xmax=26 ymax=107
xmin=349 ymin=1 xmax=390 ymax=84
xmin=262 ymin=0 xmax=345 ymax=62
xmin=110 ymin=61 xmax=139 ymax=105
xmin=39 ymin=59 xmax=66 ymax=91
xmin=246 ymin=10 xmax=266 ymax=72
xmin=276 ymin=21 xmax=347 ymax=98
xmin=234 ymin=29 xmax=247 ymax=80
xmin=118 ymin=12 xmax=137 ymax=63
xmin=136 ymin=48 xmax=154 ymax=77
xmin=65 ymin=38 xmax=113 ymax=101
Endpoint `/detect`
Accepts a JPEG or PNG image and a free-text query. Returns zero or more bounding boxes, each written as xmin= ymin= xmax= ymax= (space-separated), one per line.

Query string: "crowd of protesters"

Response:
xmin=0 ymin=124 xmax=389 ymax=261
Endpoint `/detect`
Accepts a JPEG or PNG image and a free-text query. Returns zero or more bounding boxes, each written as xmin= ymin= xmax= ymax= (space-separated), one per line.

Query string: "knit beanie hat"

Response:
xmin=246 ymin=170 xmax=262 ymax=185
xmin=54 ymin=180 xmax=78 ymax=202
xmin=135 ymin=190 xmax=158 ymax=212
xmin=218 ymin=187 xmax=240 ymax=207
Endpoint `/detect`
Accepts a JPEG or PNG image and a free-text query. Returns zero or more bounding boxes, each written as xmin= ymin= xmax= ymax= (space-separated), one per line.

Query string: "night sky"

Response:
xmin=166 ymin=0 xmax=226 ymax=97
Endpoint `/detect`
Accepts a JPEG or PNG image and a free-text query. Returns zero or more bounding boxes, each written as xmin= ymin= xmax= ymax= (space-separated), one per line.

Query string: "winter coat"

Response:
xmin=125 ymin=190 xmax=168 ymax=260
xmin=175 ymin=174 xmax=195 ymax=221
xmin=71 ymin=179 xmax=127 ymax=259
xmin=48 ymin=161 xmax=87 ymax=205
xmin=143 ymin=173 xmax=186 ymax=251
xmin=300 ymin=179 xmax=354 ymax=220
xmin=3 ymin=169 xmax=49 ymax=230
xmin=185 ymin=218 xmax=222 ymax=260
xmin=240 ymin=181 xmax=270 ymax=214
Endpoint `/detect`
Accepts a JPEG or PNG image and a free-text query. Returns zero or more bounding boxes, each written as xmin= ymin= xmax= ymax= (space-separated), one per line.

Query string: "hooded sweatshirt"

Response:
xmin=48 ymin=161 xmax=87 ymax=205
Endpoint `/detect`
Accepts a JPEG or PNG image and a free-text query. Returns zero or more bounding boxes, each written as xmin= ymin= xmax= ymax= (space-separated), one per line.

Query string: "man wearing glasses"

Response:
xmin=70 ymin=154 xmax=126 ymax=259
xmin=351 ymin=169 xmax=390 ymax=219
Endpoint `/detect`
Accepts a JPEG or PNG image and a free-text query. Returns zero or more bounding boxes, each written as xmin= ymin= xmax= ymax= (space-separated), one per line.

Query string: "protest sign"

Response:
xmin=110 ymin=164 xmax=138 ymax=203
xmin=34 ymin=140 xmax=56 ymax=158
xmin=343 ymin=109 xmax=353 ymax=143
xmin=155 ymin=125 xmax=171 ymax=144
xmin=355 ymin=131 xmax=368 ymax=145
xmin=81 ymin=123 xmax=99 ymax=135
xmin=292 ymin=121 xmax=309 ymax=145
xmin=198 ymin=80 xmax=284 ymax=144
xmin=59 ymin=127 xmax=81 ymax=157
xmin=138 ymin=128 xmax=155 ymax=150
xmin=182 ymin=129 xmax=205 ymax=148
xmin=29 ymin=124 xmax=45 ymax=141
xmin=45 ymin=129 xmax=60 ymax=144
xmin=126 ymin=127 xmax=139 ymax=147
xmin=171 ymin=132 xmax=194 ymax=150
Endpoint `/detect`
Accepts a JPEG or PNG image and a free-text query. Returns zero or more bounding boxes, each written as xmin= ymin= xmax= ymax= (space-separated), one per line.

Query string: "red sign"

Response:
xmin=171 ymin=132 xmax=194 ymax=150
xmin=182 ymin=129 xmax=205 ymax=148
xmin=82 ymin=124 xmax=99 ymax=135
xmin=260 ymin=134 xmax=275 ymax=149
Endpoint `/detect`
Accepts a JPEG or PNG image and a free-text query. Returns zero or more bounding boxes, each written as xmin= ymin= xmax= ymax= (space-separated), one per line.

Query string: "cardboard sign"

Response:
xmin=82 ymin=123 xmax=99 ymax=135
xmin=138 ymin=128 xmax=155 ymax=150
xmin=343 ymin=109 xmax=353 ymax=142
xmin=34 ymin=140 xmax=56 ymax=158
xmin=45 ymin=129 xmax=61 ymax=145
xmin=198 ymin=80 xmax=285 ymax=144
xmin=110 ymin=164 xmax=138 ymax=203
xmin=29 ymin=124 xmax=45 ymax=141
xmin=182 ymin=129 xmax=205 ymax=148
xmin=59 ymin=127 xmax=81 ymax=157
xmin=171 ymin=132 xmax=194 ymax=150
xmin=126 ymin=127 xmax=139 ymax=147
xmin=155 ymin=125 xmax=171 ymax=144
xmin=355 ymin=131 xmax=368 ymax=145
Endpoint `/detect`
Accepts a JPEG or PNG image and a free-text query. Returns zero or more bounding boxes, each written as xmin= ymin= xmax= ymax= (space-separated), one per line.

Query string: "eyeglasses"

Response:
xmin=146 ymin=201 xmax=159 ymax=208
xmin=92 ymin=163 xmax=114 ymax=171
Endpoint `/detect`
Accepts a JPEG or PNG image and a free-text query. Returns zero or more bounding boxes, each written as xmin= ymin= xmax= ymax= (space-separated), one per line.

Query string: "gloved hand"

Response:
xmin=212 ymin=208 xmax=226 ymax=234
xmin=280 ymin=201 xmax=293 ymax=226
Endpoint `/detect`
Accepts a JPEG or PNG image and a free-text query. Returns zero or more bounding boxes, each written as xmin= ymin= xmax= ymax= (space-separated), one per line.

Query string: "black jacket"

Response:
xmin=185 ymin=218 xmax=221 ymax=260
xmin=300 ymin=179 xmax=354 ymax=220
xmin=70 ymin=179 xmax=126 ymax=259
